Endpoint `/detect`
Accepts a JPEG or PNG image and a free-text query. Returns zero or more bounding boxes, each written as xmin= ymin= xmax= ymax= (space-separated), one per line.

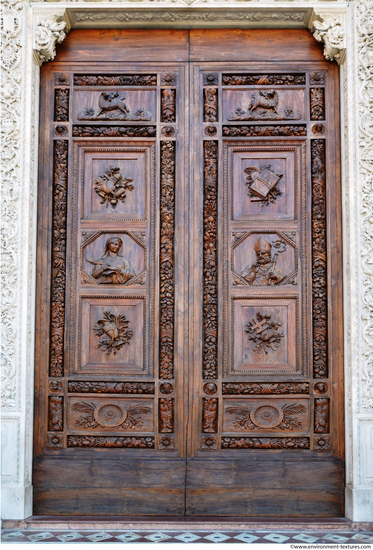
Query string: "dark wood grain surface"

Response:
xmin=34 ymin=29 xmax=344 ymax=517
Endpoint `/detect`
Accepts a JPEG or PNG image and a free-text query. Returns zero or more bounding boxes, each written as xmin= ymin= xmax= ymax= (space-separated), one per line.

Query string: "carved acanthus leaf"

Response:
xmin=312 ymin=13 xmax=346 ymax=64
xmin=34 ymin=16 xmax=67 ymax=64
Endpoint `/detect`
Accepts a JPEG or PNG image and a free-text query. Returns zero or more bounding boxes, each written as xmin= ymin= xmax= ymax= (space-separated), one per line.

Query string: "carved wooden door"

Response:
xmin=34 ymin=29 xmax=344 ymax=516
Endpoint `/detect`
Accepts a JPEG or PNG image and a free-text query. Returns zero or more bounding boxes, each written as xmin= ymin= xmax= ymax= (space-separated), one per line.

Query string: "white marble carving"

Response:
xmin=33 ymin=15 xmax=66 ymax=64
xmin=1 ymin=0 xmax=373 ymax=522
xmin=312 ymin=12 xmax=346 ymax=64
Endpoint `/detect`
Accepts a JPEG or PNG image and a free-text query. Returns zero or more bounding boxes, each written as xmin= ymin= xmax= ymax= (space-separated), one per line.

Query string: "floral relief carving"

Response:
xmin=49 ymin=396 xmax=63 ymax=431
xmin=245 ymin=312 xmax=284 ymax=355
xmin=67 ymin=436 xmax=154 ymax=448
xmin=310 ymin=88 xmax=325 ymax=120
xmin=50 ymin=140 xmax=68 ymax=378
xmin=93 ymin=311 xmax=132 ymax=356
xmin=73 ymin=126 xmax=156 ymax=137
xmin=94 ymin=167 xmax=134 ymax=209
xmin=203 ymin=141 xmax=218 ymax=379
xmin=159 ymin=141 xmax=175 ymax=379
xmin=68 ymin=382 xmax=154 ymax=394
xmin=202 ymin=398 xmax=218 ymax=433
xmin=222 ymin=125 xmax=306 ymax=137
xmin=204 ymin=88 xmax=218 ymax=122
xmin=314 ymin=398 xmax=329 ymax=434
xmin=311 ymin=140 xmax=328 ymax=378
xmin=226 ymin=402 xmax=307 ymax=431
xmin=71 ymin=401 xmax=151 ymax=429
xmin=54 ymin=89 xmax=69 ymax=122
xmin=223 ymin=383 xmax=309 ymax=395
xmin=161 ymin=89 xmax=176 ymax=123
xmin=222 ymin=437 xmax=309 ymax=449
xmin=159 ymin=398 xmax=174 ymax=433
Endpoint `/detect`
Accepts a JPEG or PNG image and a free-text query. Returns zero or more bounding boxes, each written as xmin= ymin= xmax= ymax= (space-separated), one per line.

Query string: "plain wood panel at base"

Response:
xmin=33 ymin=457 xmax=186 ymax=489
xmin=186 ymin=459 xmax=344 ymax=516
xmin=34 ymin=488 xmax=185 ymax=516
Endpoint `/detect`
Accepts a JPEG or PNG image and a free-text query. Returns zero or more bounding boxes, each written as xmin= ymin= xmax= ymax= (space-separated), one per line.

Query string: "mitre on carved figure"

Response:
xmin=254 ymin=236 xmax=272 ymax=254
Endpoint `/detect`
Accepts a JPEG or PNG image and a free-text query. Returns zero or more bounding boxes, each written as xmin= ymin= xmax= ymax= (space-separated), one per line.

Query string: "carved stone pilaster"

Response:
xmin=33 ymin=15 xmax=67 ymax=65
xmin=310 ymin=12 xmax=346 ymax=65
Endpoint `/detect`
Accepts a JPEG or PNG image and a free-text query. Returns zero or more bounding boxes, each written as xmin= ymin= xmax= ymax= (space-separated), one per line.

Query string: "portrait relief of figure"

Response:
xmin=240 ymin=236 xmax=286 ymax=286
xmin=86 ymin=236 xmax=135 ymax=284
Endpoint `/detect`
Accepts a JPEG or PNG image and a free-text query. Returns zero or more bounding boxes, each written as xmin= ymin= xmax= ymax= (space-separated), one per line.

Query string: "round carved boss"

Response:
xmin=94 ymin=403 xmax=126 ymax=427
xmin=250 ymin=403 xmax=283 ymax=429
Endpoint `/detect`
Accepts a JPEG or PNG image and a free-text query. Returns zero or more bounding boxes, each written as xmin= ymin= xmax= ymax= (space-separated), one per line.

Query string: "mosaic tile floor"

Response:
xmin=2 ymin=529 xmax=373 ymax=544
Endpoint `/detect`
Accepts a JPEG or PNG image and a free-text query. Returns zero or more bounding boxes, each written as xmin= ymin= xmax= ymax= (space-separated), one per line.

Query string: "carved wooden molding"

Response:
xmin=202 ymin=398 xmax=218 ymax=433
xmin=68 ymin=381 xmax=155 ymax=394
xmin=311 ymin=139 xmax=328 ymax=379
xmin=203 ymin=141 xmax=218 ymax=379
xmin=54 ymin=89 xmax=69 ymax=122
xmin=310 ymin=88 xmax=325 ymax=121
xmin=48 ymin=396 xmax=63 ymax=432
xmin=223 ymin=73 xmax=306 ymax=86
xmin=159 ymin=398 xmax=174 ymax=433
xmin=314 ymin=398 xmax=329 ymax=434
xmin=221 ymin=437 xmax=310 ymax=449
xmin=72 ymin=126 xmax=156 ymax=137
xmin=50 ymin=140 xmax=68 ymax=378
xmin=161 ymin=89 xmax=176 ymax=123
xmin=222 ymin=382 xmax=309 ymax=395
xmin=159 ymin=142 xmax=175 ymax=380
xmin=222 ymin=125 xmax=307 ymax=137
xmin=74 ymin=74 xmax=156 ymax=86
xmin=67 ymin=436 xmax=154 ymax=448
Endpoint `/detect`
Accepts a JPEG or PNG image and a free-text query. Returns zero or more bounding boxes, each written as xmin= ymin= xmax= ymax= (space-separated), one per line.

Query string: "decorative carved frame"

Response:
xmin=1 ymin=0 xmax=372 ymax=522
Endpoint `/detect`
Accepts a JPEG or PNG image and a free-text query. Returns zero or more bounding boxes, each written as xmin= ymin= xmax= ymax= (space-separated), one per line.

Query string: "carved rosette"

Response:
xmin=311 ymin=140 xmax=328 ymax=378
xmin=50 ymin=140 xmax=68 ymax=377
xmin=159 ymin=398 xmax=174 ymax=433
xmin=203 ymin=141 xmax=218 ymax=379
xmin=46 ymin=434 xmax=63 ymax=449
xmin=159 ymin=142 xmax=175 ymax=379
xmin=202 ymin=398 xmax=218 ymax=433
xmin=314 ymin=435 xmax=330 ymax=450
xmin=49 ymin=396 xmax=63 ymax=431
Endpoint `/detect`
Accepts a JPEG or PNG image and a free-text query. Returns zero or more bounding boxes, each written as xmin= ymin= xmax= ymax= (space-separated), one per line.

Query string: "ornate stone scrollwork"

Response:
xmin=311 ymin=13 xmax=346 ymax=65
xmin=33 ymin=16 xmax=67 ymax=64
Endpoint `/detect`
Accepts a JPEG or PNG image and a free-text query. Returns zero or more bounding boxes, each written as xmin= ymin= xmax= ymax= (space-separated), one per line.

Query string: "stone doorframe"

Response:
xmin=1 ymin=0 xmax=372 ymax=521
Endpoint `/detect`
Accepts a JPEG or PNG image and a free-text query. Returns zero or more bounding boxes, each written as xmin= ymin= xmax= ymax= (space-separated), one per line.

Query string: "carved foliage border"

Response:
xmin=159 ymin=141 xmax=175 ymax=379
xmin=50 ymin=140 xmax=68 ymax=377
xmin=203 ymin=141 xmax=218 ymax=379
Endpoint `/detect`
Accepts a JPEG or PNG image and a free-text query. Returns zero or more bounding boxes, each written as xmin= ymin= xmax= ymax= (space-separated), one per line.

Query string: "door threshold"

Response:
xmin=5 ymin=516 xmax=372 ymax=532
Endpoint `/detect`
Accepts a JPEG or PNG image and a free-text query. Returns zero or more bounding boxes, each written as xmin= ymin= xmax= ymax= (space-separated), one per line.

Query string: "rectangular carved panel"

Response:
xmin=74 ymin=74 xmax=157 ymax=86
xmin=68 ymin=396 xmax=154 ymax=433
xmin=223 ymin=397 xmax=309 ymax=434
xmin=72 ymin=126 xmax=156 ymax=138
xmin=223 ymin=89 xmax=305 ymax=122
xmin=73 ymin=90 xmax=156 ymax=122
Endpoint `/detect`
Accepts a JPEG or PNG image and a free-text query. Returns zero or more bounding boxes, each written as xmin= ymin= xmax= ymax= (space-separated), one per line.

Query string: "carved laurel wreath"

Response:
xmin=93 ymin=310 xmax=132 ymax=356
xmin=72 ymin=401 xmax=151 ymax=430
xmin=226 ymin=402 xmax=307 ymax=431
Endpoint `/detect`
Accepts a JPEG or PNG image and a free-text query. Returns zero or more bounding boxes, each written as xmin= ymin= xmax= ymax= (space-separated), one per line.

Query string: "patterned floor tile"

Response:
xmin=203 ymin=532 xmax=231 ymax=543
xmin=323 ymin=533 xmax=349 ymax=543
xmin=174 ymin=532 xmax=202 ymax=543
xmin=263 ymin=533 xmax=290 ymax=543
xmin=233 ymin=533 xmax=260 ymax=543
xmin=352 ymin=533 xmax=373 ymax=543
xmin=144 ymin=532 xmax=172 ymax=542
xmin=115 ymin=532 xmax=142 ymax=542
xmin=26 ymin=531 xmax=55 ymax=542
xmin=1 ymin=531 xmax=28 ymax=540
xmin=86 ymin=532 xmax=114 ymax=542
xmin=55 ymin=531 xmax=85 ymax=542
xmin=292 ymin=533 xmax=320 ymax=543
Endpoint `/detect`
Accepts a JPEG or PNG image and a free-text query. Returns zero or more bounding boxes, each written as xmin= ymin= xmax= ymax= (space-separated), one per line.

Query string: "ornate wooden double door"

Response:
xmin=34 ymin=29 xmax=344 ymax=516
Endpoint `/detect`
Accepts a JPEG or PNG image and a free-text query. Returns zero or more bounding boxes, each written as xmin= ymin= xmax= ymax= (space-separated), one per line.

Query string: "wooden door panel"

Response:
xmin=186 ymin=57 xmax=343 ymax=516
xmin=34 ymin=57 xmax=187 ymax=514
xmin=35 ymin=30 xmax=343 ymax=517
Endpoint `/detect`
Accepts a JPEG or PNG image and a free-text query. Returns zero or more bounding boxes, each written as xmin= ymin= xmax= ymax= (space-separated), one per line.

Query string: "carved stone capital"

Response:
xmin=33 ymin=15 xmax=68 ymax=65
xmin=309 ymin=11 xmax=346 ymax=65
